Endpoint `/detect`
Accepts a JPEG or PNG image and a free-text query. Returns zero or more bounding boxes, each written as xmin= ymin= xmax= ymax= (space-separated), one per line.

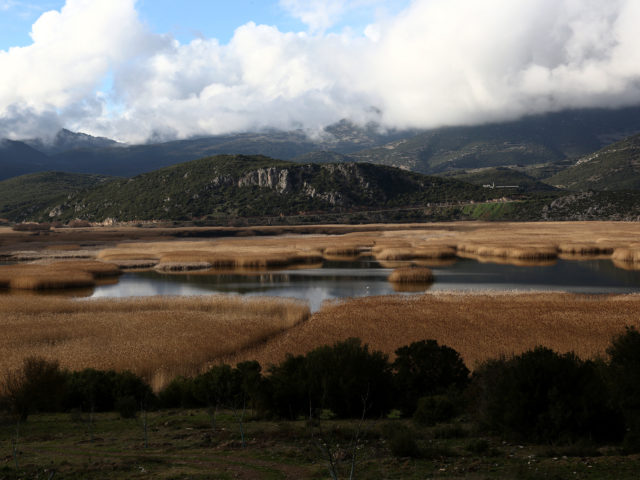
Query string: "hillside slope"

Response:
xmin=547 ymin=133 xmax=640 ymax=190
xmin=0 ymin=172 xmax=115 ymax=222
xmin=0 ymin=140 xmax=50 ymax=181
xmin=39 ymin=155 xmax=494 ymax=223
xmin=350 ymin=107 xmax=640 ymax=174
xmin=444 ymin=167 xmax=557 ymax=192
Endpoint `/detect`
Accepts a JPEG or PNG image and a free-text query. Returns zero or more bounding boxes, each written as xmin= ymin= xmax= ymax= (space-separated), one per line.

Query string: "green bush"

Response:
xmin=65 ymin=369 xmax=116 ymax=412
xmin=158 ymin=376 xmax=199 ymax=409
xmin=393 ymin=340 xmax=469 ymax=415
xmin=607 ymin=326 xmax=640 ymax=433
xmin=1 ymin=357 xmax=68 ymax=420
xmin=303 ymin=338 xmax=395 ymax=418
xmin=264 ymin=354 xmax=309 ymax=419
xmin=473 ymin=347 xmax=623 ymax=443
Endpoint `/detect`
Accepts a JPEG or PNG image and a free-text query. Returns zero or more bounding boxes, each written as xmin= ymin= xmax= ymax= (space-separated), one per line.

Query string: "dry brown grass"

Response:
xmin=98 ymin=241 xmax=324 ymax=272
xmin=227 ymin=292 xmax=640 ymax=369
xmin=557 ymin=243 xmax=614 ymax=255
xmin=388 ymin=266 xmax=434 ymax=284
xmin=612 ymin=247 xmax=640 ymax=263
xmin=375 ymin=246 xmax=456 ymax=261
xmin=457 ymin=253 xmax=558 ymax=267
xmin=46 ymin=222 xmax=640 ymax=271
xmin=0 ymin=261 xmax=120 ymax=290
xmin=322 ymin=246 xmax=365 ymax=257
xmin=457 ymin=243 xmax=558 ymax=260
xmin=0 ymin=295 xmax=310 ymax=391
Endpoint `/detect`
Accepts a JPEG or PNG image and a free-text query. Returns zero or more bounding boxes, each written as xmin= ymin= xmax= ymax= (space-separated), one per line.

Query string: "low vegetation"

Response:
xmin=388 ymin=266 xmax=434 ymax=284
xmin=4 ymin=332 xmax=640 ymax=479
xmin=228 ymin=292 xmax=640 ymax=369
xmin=0 ymin=260 xmax=120 ymax=290
xmin=0 ymin=295 xmax=310 ymax=391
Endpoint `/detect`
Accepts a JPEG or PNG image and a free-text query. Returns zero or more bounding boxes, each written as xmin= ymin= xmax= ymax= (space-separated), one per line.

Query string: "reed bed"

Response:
xmin=0 ymin=261 xmax=120 ymax=290
xmin=322 ymin=246 xmax=365 ymax=257
xmin=612 ymin=247 xmax=640 ymax=264
xmin=557 ymin=243 xmax=614 ymax=255
xmin=388 ymin=266 xmax=434 ymax=284
xmin=457 ymin=243 xmax=559 ymax=260
xmin=375 ymin=246 xmax=457 ymax=261
xmin=0 ymin=295 xmax=310 ymax=391
xmin=99 ymin=241 xmax=325 ymax=271
xmin=457 ymin=253 xmax=558 ymax=267
xmin=226 ymin=292 xmax=640 ymax=369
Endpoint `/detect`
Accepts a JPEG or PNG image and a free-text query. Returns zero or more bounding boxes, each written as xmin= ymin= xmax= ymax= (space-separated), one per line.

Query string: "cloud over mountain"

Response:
xmin=1 ymin=0 xmax=639 ymax=143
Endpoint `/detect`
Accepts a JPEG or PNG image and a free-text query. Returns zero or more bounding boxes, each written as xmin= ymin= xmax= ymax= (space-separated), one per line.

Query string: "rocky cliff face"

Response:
xmin=237 ymin=167 xmax=294 ymax=193
xmin=232 ymin=163 xmax=380 ymax=206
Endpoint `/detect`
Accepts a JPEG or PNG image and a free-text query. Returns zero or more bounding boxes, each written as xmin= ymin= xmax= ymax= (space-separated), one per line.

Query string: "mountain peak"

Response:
xmin=26 ymin=129 xmax=121 ymax=155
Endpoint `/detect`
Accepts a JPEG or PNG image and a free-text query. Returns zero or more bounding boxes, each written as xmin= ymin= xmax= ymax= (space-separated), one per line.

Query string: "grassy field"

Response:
xmin=0 ymin=295 xmax=309 ymax=391
xmin=2 ymin=409 xmax=640 ymax=479
xmin=227 ymin=292 xmax=640 ymax=369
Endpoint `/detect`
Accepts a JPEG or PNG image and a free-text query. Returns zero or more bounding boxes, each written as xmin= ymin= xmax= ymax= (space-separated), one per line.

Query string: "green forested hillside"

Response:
xmin=35 ymin=155 xmax=495 ymax=223
xmin=0 ymin=171 xmax=115 ymax=222
xmin=547 ymin=134 xmax=640 ymax=190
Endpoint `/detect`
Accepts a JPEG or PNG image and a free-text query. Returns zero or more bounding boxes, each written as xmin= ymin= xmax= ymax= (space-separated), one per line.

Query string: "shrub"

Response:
xmin=606 ymin=326 xmax=640 ymax=432
xmin=158 ymin=376 xmax=199 ymax=409
xmin=473 ymin=347 xmax=623 ymax=443
xmin=1 ymin=357 xmax=68 ymax=420
xmin=111 ymin=371 xmax=155 ymax=410
xmin=393 ymin=340 xmax=469 ymax=415
xmin=192 ymin=361 xmax=263 ymax=412
xmin=264 ymin=338 xmax=395 ymax=419
xmin=65 ymin=369 xmax=154 ymax=413
xmin=304 ymin=338 xmax=395 ymax=418
xmin=65 ymin=369 xmax=117 ymax=412
xmin=264 ymin=354 xmax=308 ymax=419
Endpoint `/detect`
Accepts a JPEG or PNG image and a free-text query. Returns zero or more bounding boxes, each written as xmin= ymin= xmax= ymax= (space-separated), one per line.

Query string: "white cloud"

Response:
xmin=1 ymin=0 xmax=640 ymax=143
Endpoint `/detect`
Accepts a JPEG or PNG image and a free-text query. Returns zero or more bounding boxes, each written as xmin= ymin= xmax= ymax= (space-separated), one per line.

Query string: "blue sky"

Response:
xmin=0 ymin=0 xmax=409 ymax=49
xmin=1 ymin=0 xmax=638 ymax=142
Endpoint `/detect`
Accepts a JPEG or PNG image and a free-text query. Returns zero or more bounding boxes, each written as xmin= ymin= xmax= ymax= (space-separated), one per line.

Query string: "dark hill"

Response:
xmin=0 ymin=140 xmax=49 ymax=180
xmin=0 ymin=171 xmax=115 ymax=222
xmin=546 ymin=133 xmax=640 ymax=190
xmin=350 ymin=107 xmax=640 ymax=174
xmin=39 ymin=155 xmax=493 ymax=223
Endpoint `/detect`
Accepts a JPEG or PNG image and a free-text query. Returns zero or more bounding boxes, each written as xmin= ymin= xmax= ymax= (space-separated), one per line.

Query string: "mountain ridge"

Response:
xmin=11 ymin=155 xmax=497 ymax=223
xmin=2 ymin=107 xmax=640 ymax=181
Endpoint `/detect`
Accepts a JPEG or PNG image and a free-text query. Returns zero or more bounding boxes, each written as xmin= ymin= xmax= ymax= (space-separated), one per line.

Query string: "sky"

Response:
xmin=1 ymin=0 xmax=640 ymax=144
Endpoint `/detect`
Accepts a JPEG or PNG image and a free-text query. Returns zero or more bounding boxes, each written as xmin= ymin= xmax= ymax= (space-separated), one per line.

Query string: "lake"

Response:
xmin=89 ymin=258 xmax=640 ymax=311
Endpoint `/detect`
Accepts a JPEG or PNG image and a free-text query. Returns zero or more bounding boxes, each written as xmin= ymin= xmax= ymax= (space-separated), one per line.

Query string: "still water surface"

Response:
xmin=90 ymin=258 xmax=640 ymax=312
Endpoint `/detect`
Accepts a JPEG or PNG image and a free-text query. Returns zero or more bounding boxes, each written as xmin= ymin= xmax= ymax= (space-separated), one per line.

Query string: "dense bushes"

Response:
xmin=2 ymin=357 xmax=68 ymax=420
xmin=162 ymin=338 xmax=396 ymax=419
xmin=393 ymin=339 xmax=469 ymax=415
xmin=4 ymin=331 xmax=640 ymax=449
xmin=473 ymin=347 xmax=624 ymax=443
xmin=0 ymin=360 xmax=155 ymax=420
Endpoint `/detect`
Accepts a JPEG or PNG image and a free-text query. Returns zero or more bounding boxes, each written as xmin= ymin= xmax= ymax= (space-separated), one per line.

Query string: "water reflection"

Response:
xmin=87 ymin=258 xmax=640 ymax=312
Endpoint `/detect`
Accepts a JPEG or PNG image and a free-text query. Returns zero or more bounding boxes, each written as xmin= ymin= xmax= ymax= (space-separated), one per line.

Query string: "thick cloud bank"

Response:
xmin=1 ymin=0 xmax=640 ymax=143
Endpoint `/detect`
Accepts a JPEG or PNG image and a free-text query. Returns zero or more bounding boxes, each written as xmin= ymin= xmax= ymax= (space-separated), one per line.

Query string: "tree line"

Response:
xmin=3 ymin=329 xmax=640 ymax=449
